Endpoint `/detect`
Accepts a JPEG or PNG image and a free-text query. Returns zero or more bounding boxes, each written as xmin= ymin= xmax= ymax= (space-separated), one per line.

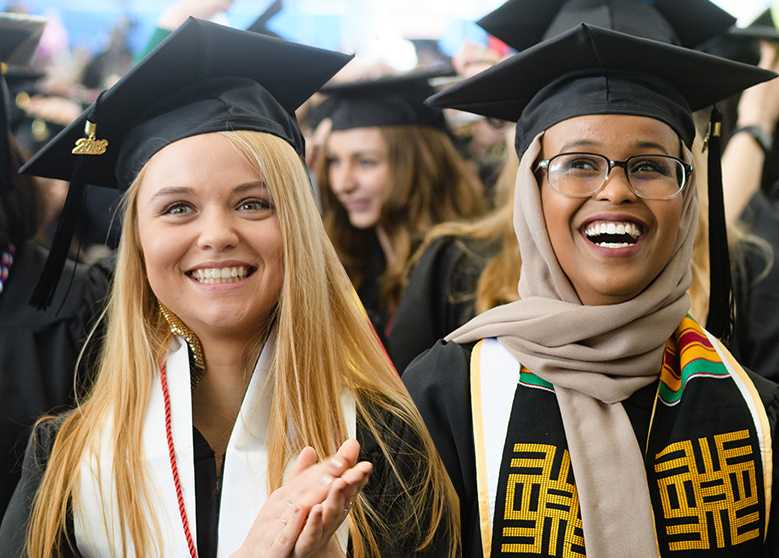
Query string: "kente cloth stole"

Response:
xmin=470 ymin=316 xmax=772 ymax=557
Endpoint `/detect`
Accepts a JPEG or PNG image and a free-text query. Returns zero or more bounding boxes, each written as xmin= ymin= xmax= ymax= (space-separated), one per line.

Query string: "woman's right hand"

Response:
xmin=231 ymin=439 xmax=372 ymax=558
xmin=735 ymin=41 xmax=779 ymax=131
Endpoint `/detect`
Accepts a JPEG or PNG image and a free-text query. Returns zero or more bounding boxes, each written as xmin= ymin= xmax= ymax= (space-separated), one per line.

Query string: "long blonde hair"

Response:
xmin=318 ymin=125 xmax=486 ymax=317
xmin=26 ymin=131 xmax=459 ymax=558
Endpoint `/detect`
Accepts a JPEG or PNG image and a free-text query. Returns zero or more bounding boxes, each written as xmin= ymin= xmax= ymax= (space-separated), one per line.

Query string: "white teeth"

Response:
xmin=583 ymin=221 xmax=641 ymax=239
xmin=191 ymin=266 xmax=248 ymax=284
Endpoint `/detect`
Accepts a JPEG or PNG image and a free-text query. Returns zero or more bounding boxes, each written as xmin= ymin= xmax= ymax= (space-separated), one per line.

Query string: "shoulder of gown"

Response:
xmin=390 ymin=236 xmax=496 ymax=375
xmin=729 ymin=190 xmax=779 ymax=382
xmin=0 ymin=415 xmax=80 ymax=558
xmin=742 ymin=366 xmax=779 ymax=550
xmin=0 ymin=242 xmax=111 ymax=518
xmin=356 ymin=386 xmax=462 ymax=558
xmin=402 ymin=339 xmax=481 ymax=557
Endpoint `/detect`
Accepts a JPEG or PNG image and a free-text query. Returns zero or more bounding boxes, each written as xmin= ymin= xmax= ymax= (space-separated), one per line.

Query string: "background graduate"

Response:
xmin=0 ymin=13 xmax=109 ymax=519
xmin=315 ymin=73 xmax=485 ymax=340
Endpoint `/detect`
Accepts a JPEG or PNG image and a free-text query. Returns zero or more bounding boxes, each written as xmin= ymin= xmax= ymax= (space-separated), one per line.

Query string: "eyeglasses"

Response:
xmin=535 ymin=152 xmax=693 ymax=200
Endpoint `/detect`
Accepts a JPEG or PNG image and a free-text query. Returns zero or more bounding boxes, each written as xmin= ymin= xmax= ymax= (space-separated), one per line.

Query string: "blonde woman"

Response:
xmin=0 ymin=19 xmax=458 ymax=558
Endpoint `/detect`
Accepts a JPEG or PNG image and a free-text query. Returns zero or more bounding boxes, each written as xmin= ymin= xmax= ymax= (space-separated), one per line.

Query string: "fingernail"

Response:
xmin=327 ymin=458 xmax=345 ymax=473
xmin=321 ymin=474 xmax=334 ymax=487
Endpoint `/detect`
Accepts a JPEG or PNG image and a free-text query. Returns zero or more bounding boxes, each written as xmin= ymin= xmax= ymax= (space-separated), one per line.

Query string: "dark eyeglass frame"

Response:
xmin=535 ymin=152 xmax=693 ymax=200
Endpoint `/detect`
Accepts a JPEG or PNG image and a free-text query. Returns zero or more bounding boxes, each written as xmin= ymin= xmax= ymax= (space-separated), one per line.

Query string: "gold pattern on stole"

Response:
xmin=500 ymin=444 xmax=585 ymax=556
xmin=654 ymin=429 xmax=760 ymax=550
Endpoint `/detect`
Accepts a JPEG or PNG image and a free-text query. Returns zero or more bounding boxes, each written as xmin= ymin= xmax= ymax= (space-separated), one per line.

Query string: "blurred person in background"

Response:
xmin=718 ymin=11 xmax=779 ymax=381
xmin=316 ymin=73 xmax=486 ymax=343
xmin=0 ymin=15 xmax=109 ymax=519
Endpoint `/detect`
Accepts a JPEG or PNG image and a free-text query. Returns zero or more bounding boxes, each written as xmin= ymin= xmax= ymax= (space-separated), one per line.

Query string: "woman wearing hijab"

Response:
xmin=388 ymin=0 xmax=738 ymax=375
xmin=0 ymin=19 xmax=458 ymax=558
xmin=404 ymin=24 xmax=779 ymax=557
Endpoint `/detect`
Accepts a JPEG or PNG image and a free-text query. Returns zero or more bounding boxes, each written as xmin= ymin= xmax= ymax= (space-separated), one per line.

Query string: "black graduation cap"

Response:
xmin=697 ymin=9 xmax=779 ymax=67
xmin=428 ymin=24 xmax=774 ymax=154
xmin=427 ymin=24 xmax=778 ymax=339
xmin=0 ymin=13 xmax=46 ymax=66
xmin=1 ymin=13 xmax=46 ymax=195
xmin=730 ymin=9 xmax=779 ymax=42
xmin=246 ymin=0 xmax=283 ymax=39
xmin=3 ymin=66 xmax=45 ymax=89
xmin=19 ymin=17 xmax=352 ymax=309
xmin=320 ymin=67 xmax=455 ymax=132
xmin=477 ymin=0 xmax=735 ymax=51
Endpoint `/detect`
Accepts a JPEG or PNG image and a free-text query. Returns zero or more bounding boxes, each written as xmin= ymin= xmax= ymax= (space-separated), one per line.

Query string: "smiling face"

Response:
xmin=539 ymin=114 xmax=685 ymax=306
xmin=135 ymin=133 xmax=284 ymax=343
xmin=325 ymin=127 xmax=392 ymax=229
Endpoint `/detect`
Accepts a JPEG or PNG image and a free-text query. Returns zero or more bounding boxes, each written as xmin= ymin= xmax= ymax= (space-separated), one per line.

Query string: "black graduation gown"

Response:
xmin=389 ymin=237 xmax=499 ymax=374
xmin=731 ymin=188 xmax=779 ymax=382
xmin=0 ymin=241 xmax=110 ymax=518
xmin=403 ymin=339 xmax=779 ymax=558
xmin=0 ymin=403 xmax=454 ymax=558
xmin=356 ymin=232 xmax=391 ymax=343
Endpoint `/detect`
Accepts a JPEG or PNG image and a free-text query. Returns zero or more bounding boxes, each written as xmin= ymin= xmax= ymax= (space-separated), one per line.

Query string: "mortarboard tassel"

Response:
xmin=704 ymin=105 xmax=734 ymax=340
xmin=29 ymin=94 xmax=107 ymax=310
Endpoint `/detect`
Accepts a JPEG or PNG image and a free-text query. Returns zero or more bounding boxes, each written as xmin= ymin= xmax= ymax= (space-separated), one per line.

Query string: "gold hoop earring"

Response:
xmin=158 ymin=302 xmax=205 ymax=389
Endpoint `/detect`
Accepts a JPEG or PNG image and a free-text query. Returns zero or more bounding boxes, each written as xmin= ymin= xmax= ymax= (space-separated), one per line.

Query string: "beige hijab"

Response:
xmin=447 ymin=133 xmax=698 ymax=556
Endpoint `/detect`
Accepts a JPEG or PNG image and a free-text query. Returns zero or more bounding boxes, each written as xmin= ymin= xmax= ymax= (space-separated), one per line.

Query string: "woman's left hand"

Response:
xmin=290 ymin=439 xmax=373 ymax=557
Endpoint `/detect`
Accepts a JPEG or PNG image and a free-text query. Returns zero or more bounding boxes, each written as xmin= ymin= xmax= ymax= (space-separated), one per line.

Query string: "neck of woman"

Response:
xmin=191 ymin=333 xmax=262 ymax=477
xmin=375 ymin=225 xmax=396 ymax=267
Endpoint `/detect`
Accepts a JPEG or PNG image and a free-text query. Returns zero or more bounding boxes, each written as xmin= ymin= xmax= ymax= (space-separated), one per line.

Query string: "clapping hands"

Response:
xmin=231 ymin=439 xmax=372 ymax=558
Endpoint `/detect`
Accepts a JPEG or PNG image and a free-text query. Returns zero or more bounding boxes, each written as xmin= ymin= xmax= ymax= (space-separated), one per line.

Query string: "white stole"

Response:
xmin=470 ymin=338 xmax=520 ymax=558
xmin=74 ymin=329 xmax=356 ymax=556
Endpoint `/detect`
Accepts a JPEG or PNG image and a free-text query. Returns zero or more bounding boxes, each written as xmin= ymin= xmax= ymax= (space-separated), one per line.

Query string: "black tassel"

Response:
xmin=704 ymin=105 xmax=734 ymax=340
xmin=29 ymin=93 xmax=106 ymax=310
xmin=28 ymin=151 xmax=87 ymax=309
